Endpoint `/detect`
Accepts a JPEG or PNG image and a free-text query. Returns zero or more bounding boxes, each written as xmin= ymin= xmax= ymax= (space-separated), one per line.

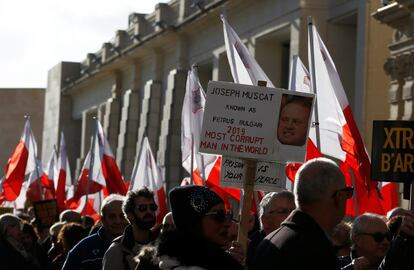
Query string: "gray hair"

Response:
xmin=259 ymin=191 xmax=295 ymax=219
xmin=294 ymin=157 xmax=344 ymax=206
xmin=59 ymin=210 xmax=82 ymax=223
xmin=351 ymin=213 xmax=386 ymax=237
xmin=100 ymin=194 xmax=125 ymax=217
xmin=386 ymin=207 xmax=407 ymax=220
xmin=0 ymin=214 xmax=21 ymax=236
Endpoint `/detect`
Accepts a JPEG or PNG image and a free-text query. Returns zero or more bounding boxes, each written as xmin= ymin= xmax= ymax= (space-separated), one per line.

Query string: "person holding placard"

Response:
xmin=277 ymin=94 xmax=312 ymax=146
xmin=157 ymin=185 xmax=245 ymax=269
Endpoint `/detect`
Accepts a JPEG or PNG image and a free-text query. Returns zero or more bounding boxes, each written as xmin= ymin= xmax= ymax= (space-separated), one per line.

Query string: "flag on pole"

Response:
xmin=44 ymin=148 xmax=57 ymax=196
xmin=26 ymin=159 xmax=55 ymax=202
xmin=96 ymin=120 xmax=127 ymax=195
xmin=68 ymin=191 xmax=102 ymax=222
xmin=221 ymin=14 xmax=274 ymax=87
xmin=70 ymin=120 xmax=126 ymax=203
xmin=2 ymin=119 xmax=37 ymax=201
xmin=181 ymin=65 xmax=218 ymax=181
xmin=130 ymin=137 xmax=167 ymax=223
xmin=56 ymin=133 xmax=72 ymax=212
xmin=181 ymin=65 xmax=241 ymax=203
xmin=308 ymin=23 xmax=388 ymax=215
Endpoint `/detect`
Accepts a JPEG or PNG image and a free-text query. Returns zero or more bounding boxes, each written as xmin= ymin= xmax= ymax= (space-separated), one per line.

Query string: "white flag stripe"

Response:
xmin=130 ymin=137 xmax=163 ymax=191
xmin=22 ymin=120 xmax=38 ymax=175
xmin=181 ymin=66 xmax=217 ymax=179
xmin=221 ymin=14 xmax=275 ymax=88
xmin=57 ymin=132 xmax=72 ymax=187
xmin=309 ymin=25 xmax=347 ymax=161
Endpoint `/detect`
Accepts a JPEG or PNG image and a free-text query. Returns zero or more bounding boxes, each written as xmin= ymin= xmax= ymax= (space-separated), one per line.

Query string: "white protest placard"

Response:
xmin=200 ymin=81 xmax=315 ymax=163
xmin=200 ymin=81 xmax=279 ymax=160
xmin=220 ymin=156 xmax=288 ymax=192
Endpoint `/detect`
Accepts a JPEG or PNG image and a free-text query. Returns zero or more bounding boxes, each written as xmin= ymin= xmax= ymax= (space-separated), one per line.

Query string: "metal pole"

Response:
xmin=25 ymin=115 xmax=44 ymax=201
xmin=307 ymin=16 xmax=321 ymax=151
xmin=190 ymin=134 xmax=194 ymax=185
xmin=83 ymin=117 xmax=97 ymax=220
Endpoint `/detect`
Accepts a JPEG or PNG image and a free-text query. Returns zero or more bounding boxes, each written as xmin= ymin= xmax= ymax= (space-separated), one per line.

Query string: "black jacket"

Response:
xmin=0 ymin=236 xmax=40 ymax=270
xmin=157 ymin=229 xmax=244 ymax=270
xmin=250 ymin=209 xmax=340 ymax=270
xmin=379 ymin=234 xmax=414 ymax=270
xmin=62 ymin=226 xmax=112 ymax=270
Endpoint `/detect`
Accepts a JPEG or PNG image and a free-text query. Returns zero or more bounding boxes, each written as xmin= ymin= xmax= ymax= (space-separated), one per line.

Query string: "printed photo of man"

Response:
xmin=277 ymin=94 xmax=312 ymax=146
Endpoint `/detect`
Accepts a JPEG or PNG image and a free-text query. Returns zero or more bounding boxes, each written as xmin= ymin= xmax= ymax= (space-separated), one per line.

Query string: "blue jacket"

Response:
xmin=62 ymin=226 xmax=112 ymax=270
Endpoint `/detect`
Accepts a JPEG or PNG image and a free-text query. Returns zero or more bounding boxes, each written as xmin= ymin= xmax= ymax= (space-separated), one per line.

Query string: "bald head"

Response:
xmin=294 ymin=157 xmax=344 ymax=207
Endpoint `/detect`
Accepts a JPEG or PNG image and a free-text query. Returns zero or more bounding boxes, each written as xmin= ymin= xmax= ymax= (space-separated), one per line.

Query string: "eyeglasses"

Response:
xmin=136 ymin=203 xmax=158 ymax=213
xmin=360 ymin=232 xmax=392 ymax=243
xmin=204 ymin=210 xmax=233 ymax=223
xmin=332 ymin=186 xmax=354 ymax=199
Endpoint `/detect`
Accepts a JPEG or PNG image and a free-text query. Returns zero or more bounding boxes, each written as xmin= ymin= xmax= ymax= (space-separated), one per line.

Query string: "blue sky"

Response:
xmin=0 ymin=0 xmax=168 ymax=88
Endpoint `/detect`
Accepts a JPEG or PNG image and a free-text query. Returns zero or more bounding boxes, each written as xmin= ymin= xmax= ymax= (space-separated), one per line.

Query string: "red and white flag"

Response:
xmin=56 ymin=133 xmax=72 ymax=211
xmin=130 ymin=137 xmax=167 ymax=223
xmin=308 ymin=24 xmax=391 ymax=215
xmin=70 ymin=120 xmax=127 ymax=203
xmin=69 ymin=190 xmax=102 ymax=222
xmin=26 ymin=159 xmax=55 ymax=202
xmin=95 ymin=120 xmax=127 ymax=195
xmin=2 ymin=119 xmax=37 ymax=201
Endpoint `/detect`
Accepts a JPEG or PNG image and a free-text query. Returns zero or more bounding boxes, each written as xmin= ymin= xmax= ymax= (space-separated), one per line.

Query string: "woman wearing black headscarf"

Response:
xmin=156 ymin=185 xmax=244 ymax=270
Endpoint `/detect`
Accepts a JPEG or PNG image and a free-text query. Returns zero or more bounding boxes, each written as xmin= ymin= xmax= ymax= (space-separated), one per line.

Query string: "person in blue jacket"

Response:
xmin=62 ymin=194 xmax=128 ymax=270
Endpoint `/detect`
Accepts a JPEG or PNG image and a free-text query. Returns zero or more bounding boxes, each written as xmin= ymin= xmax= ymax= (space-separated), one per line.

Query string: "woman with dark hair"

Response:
xmin=51 ymin=222 xmax=87 ymax=270
xmin=22 ymin=222 xmax=50 ymax=269
xmin=0 ymin=214 xmax=40 ymax=270
xmin=156 ymin=185 xmax=244 ymax=270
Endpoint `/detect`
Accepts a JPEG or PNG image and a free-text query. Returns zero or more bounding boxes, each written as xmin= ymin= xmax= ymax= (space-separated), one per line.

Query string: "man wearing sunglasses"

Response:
xmin=103 ymin=187 xmax=158 ymax=270
xmin=250 ymin=158 xmax=350 ymax=270
xmin=341 ymin=213 xmax=390 ymax=270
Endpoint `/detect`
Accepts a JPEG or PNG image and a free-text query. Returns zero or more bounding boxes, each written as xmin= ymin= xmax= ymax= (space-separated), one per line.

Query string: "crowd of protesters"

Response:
xmin=1 ymin=157 xmax=414 ymax=269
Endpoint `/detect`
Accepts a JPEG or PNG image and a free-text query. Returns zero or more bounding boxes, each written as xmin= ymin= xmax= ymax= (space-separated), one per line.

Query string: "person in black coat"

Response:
xmin=250 ymin=158 xmax=352 ymax=270
xmin=0 ymin=214 xmax=40 ymax=270
xmin=378 ymin=210 xmax=414 ymax=270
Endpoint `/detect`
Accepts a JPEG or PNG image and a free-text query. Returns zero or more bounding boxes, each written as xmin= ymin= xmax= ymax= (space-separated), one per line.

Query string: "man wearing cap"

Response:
xmin=103 ymin=187 xmax=158 ymax=270
xmin=250 ymin=157 xmax=351 ymax=269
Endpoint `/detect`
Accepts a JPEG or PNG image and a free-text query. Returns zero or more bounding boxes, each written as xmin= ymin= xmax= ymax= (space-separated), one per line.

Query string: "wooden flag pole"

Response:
xmin=411 ymin=184 xmax=414 ymax=211
xmin=237 ymin=159 xmax=257 ymax=252
xmin=237 ymin=80 xmax=267 ymax=253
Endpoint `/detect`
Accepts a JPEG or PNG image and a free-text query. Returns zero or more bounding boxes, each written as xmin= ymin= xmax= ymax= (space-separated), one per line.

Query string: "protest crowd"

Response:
xmin=0 ymin=11 xmax=412 ymax=270
xmin=1 ymin=158 xmax=414 ymax=270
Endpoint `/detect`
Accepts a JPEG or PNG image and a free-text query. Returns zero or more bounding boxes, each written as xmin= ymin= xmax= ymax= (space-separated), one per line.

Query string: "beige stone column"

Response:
xmin=157 ymin=69 xmax=187 ymax=190
xmin=136 ymin=80 xmax=162 ymax=160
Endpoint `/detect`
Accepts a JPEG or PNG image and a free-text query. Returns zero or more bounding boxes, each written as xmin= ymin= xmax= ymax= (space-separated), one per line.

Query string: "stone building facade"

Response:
xmin=0 ymin=88 xmax=44 ymax=169
xmin=42 ymin=0 xmax=391 ymax=191
xmin=373 ymin=0 xmax=414 ymax=206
